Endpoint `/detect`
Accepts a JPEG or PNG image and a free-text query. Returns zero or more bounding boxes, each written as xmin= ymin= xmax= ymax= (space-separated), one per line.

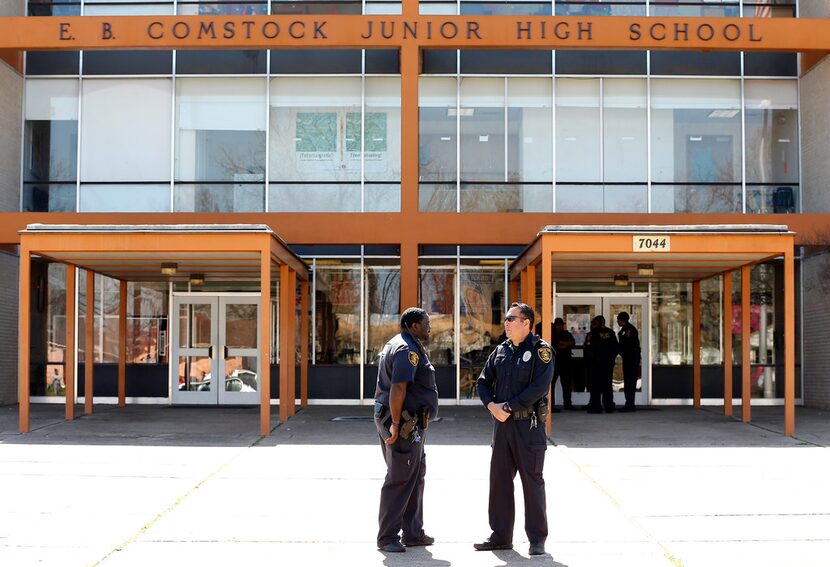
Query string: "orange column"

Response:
xmin=783 ymin=246 xmax=795 ymax=436
xmin=723 ymin=272 xmax=733 ymax=417
xmin=118 ymin=280 xmax=127 ymax=408
xmin=693 ymin=280 xmax=701 ymax=409
xmin=85 ymin=271 xmax=94 ymax=415
xmin=741 ymin=265 xmax=751 ymax=423
xmin=18 ymin=243 xmax=31 ymax=433
xmin=526 ymin=263 xmax=536 ymax=319
xmin=541 ymin=240 xmax=553 ymax=435
xmin=65 ymin=266 xmax=76 ymax=421
xmin=300 ymin=279 xmax=309 ymax=408
xmin=509 ymin=279 xmax=518 ymax=305
xmin=279 ymin=263 xmax=290 ymax=423
xmin=520 ymin=269 xmax=528 ymax=306
xmin=260 ymin=250 xmax=272 ymax=435
xmin=287 ymin=268 xmax=297 ymax=417
xmin=400 ymin=240 xmax=418 ymax=312
xmin=400 ymin=43 xmax=419 ymax=215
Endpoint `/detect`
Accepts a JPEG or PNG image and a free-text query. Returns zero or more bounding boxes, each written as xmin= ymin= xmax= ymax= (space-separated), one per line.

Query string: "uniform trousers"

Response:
xmin=487 ymin=418 xmax=548 ymax=546
xmin=375 ymin=415 xmax=427 ymax=546
xmin=555 ymin=360 xmax=573 ymax=406
xmin=587 ymin=364 xmax=615 ymax=410
xmin=622 ymin=360 xmax=640 ymax=407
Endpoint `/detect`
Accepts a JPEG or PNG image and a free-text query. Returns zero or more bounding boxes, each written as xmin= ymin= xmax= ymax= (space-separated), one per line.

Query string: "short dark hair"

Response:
xmin=401 ymin=307 xmax=427 ymax=330
xmin=617 ymin=311 xmax=630 ymax=322
xmin=592 ymin=315 xmax=605 ymax=326
xmin=510 ymin=302 xmax=535 ymax=329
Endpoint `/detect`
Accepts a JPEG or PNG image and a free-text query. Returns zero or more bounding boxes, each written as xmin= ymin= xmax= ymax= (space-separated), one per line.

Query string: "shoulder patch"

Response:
xmin=537 ymin=347 xmax=552 ymax=364
xmin=408 ymin=351 xmax=419 ymax=366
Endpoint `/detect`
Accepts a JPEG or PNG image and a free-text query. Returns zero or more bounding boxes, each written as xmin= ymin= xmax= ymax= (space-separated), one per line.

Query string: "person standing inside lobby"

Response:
xmin=616 ymin=311 xmax=641 ymax=412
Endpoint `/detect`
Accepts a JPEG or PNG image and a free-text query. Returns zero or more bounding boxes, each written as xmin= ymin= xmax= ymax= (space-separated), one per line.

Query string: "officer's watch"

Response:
xmin=502 ymin=402 xmax=512 ymax=413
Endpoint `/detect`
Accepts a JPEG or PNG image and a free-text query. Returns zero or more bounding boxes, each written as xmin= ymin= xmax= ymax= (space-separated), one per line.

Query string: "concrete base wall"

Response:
xmin=802 ymin=249 xmax=830 ymax=410
xmin=0 ymin=252 xmax=18 ymax=405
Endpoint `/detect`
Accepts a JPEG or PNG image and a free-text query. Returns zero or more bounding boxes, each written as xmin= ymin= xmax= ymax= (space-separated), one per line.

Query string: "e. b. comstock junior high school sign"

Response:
xmin=1 ymin=15 xmax=830 ymax=52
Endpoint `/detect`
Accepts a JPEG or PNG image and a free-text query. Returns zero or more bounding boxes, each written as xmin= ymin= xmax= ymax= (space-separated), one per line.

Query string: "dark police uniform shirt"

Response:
xmin=552 ymin=327 xmax=575 ymax=366
xmin=374 ymin=331 xmax=439 ymax=417
xmin=584 ymin=325 xmax=619 ymax=370
xmin=617 ymin=322 xmax=641 ymax=365
xmin=476 ymin=333 xmax=554 ymax=412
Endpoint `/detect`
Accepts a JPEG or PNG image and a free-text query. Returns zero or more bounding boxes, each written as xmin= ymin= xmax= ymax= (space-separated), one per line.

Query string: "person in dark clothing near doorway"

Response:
xmin=373 ymin=307 xmax=439 ymax=553
xmin=475 ymin=302 xmax=554 ymax=557
xmin=535 ymin=317 xmax=576 ymax=411
xmin=584 ymin=315 xmax=618 ymax=414
xmin=616 ymin=311 xmax=641 ymax=412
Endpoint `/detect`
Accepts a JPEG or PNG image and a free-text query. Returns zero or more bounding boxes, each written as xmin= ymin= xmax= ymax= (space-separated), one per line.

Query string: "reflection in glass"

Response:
xmin=508 ymin=78 xmax=552 ymax=183
xmin=316 ymin=264 xmax=361 ymax=364
xmin=22 ymin=184 xmax=76 ymax=213
xmin=80 ymin=184 xmax=170 ymax=212
xmin=460 ymin=78 xmax=505 ymax=182
xmin=556 ymin=79 xmax=600 ymax=182
xmin=177 ymin=2 xmax=267 ymax=15
xmin=744 ymin=80 xmax=798 ymax=185
xmin=651 ymin=283 xmax=691 ymax=366
xmin=603 ymin=79 xmax=647 ymax=182
xmin=609 ymin=303 xmax=643 ymax=393
xmin=419 ymin=266 xmax=455 ymax=365
xmin=269 ymin=183 xmax=359 ymax=212
xmin=419 ymin=183 xmax=456 ymax=213
xmin=127 ymin=282 xmax=168 ymax=364
xmin=651 ymin=184 xmax=742 ymax=214
xmin=556 ymin=184 xmax=647 ymax=213
xmin=179 ymin=304 xmax=212 ymax=349
xmin=365 ymin=77 xmax=402 ymax=183
xmin=555 ymin=1 xmax=645 ymax=16
xmin=79 ymin=272 xmax=121 ymax=363
xmin=459 ymin=263 xmax=504 ymax=398
xmin=366 ymin=264 xmax=400 ymax=365
xmin=733 ymin=264 xmax=779 ymax=399
xmin=180 ymin=355 xmax=212 ymax=391
xmin=419 ymin=77 xmax=457 ymax=184
xmin=174 ymin=183 xmax=264 ymax=212
xmin=224 ymin=356 xmax=258 ymax=392
xmin=746 ymin=185 xmax=798 ymax=214
xmin=225 ymin=304 xmax=257 ymax=349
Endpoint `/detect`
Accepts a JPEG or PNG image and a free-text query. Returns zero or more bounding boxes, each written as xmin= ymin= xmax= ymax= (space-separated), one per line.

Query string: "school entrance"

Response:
xmin=556 ymin=294 xmax=650 ymax=408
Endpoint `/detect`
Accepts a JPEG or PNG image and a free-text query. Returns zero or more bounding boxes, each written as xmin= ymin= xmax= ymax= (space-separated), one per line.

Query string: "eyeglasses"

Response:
xmin=504 ymin=315 xmax=527 ymax=323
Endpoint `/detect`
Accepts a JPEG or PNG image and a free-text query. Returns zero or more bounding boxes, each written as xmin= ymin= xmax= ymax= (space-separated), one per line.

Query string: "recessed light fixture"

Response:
xmin=189 ymin=273 xmax=205 ymax=286
xmin=637 ymin=263 xmax=655 ymax=276
xmin=614 ymin=274 xmax=629 ymax=286
xmin=160 ymin=262 xmax=178 ymax=275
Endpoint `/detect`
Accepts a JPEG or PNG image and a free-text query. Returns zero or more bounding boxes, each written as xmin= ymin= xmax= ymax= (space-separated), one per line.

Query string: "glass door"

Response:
xmin=555 ymin=294 xmax=650 ymax=407
xmin=172 ymin=295 xmax=260 ymax=405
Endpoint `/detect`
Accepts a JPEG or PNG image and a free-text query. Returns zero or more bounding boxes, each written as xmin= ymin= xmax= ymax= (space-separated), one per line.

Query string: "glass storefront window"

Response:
xmin=79 ymin=272 xmax=120 ymax=364
xmin=556 ymin=184 xmax=647 ymax=213
xmin=127 ymin=283 xmax=169 ymax=364
xmin=733 ymin=264 xmax=780 ymax=399
xmin=508 ymin=77 xmax=553 ymax=189
xmin=603 ymin=78 xmax=647 ymax=183
xmin=365 ymin=261 xmax=400 ymax=365
xmin=652 ymin=282 xmax=692 ymax=366
xmin=419 ymin=262 xmax=455 ymax=366
xmin=44 ymin=263 xmax=67 ymax=396
xmin=459 ymin=261 xmax=504 ymax=399
xmin=364 ymin=77 xmax=402 ymax=183
xmin=556 ymin=78 xmax=600 ymax=183
xmin=460 ymin=77 xmax=505 ymax=183
xmin=744 ymin=80 xmax=799 ymax=186
xmin=315 ymin=263 xmax=361 ymax=364
xmin=419 ymin=77 xmax=457 ymax=212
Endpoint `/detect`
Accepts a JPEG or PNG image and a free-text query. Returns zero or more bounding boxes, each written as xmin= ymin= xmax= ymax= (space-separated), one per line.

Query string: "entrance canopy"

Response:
xmin=510 ymin=224 xmax=796 ymax=436
xmin=18 ymin=224 xmax=309 ymax=436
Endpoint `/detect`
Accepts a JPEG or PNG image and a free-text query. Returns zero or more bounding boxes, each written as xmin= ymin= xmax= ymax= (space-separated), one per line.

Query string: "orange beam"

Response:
xmin=784 ymin=245 xmax=795 ymax=436
xmin=300 ymin=279 xmax=309 ymax=408
xmin=65 ymin=266 xmax=76 ymax=421
xmin=692 ymin=280 xmax=701 ymax=409
xmin=0 ymin=49 xmax=23 ymax=74
xmin=509 ymin=280 xmax=518 ymax=305
xmin=741 ymin=265 xmax=751 ymax=423
xmin=118 ymin=280 xmax=126 ymax=407
xmin=278 ymin=263 xmax=290 ymax=424
xmin=85 ymin=271 xmax=94 ymax=415
xmin=1 ymin=15 xmax=827 ymax=52
xmin=260 ymin=247 xmax=272 ymax=435
xmin=541 ymin=239 xmax=552 ymax=436
xmin=400 ymin=240 xmax=418 ymax=312
xmin=723 ymin=272 xmax=733 ymax=418
xmin=18 ymin=244 xmax=31 ymax=433
xmin=287 ymin=268 xmax=297 ymax=417
xmin=400 ymin=44 xmax=419 ymax=216
xmin=520 ymin=269 xmax=528 ymax=307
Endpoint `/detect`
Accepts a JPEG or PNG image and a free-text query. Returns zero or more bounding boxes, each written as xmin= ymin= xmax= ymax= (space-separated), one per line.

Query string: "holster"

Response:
xmin=418 ymin=410 xmax=431 ymax=430
xmin=399 ymin=410 xmax=418 ymax=440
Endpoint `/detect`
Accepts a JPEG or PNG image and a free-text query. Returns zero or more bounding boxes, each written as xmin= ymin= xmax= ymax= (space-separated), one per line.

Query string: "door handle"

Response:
xmin=223 ymin=346 xmax=229 ymax=359
xmin=208 ymin=345 xmax=214 ymax=359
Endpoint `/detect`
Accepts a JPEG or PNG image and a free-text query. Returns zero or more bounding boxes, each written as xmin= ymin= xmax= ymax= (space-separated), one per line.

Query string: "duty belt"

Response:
xmin=511 ymin=407 xmax=535 ymax=420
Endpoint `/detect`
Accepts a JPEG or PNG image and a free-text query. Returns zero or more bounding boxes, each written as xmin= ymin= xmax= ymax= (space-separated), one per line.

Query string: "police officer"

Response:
xmin=474 ymin=302 xmax=554 ymax=557
xmin=374 ymin=307 xmax=439 ymax=553
xmin=534 ymin=317 xmax=575 ymax=412
xmin=584 ymin=315 xmax=618 ymax=414
xmin=616 ymin=311 xmax=641 ymax=412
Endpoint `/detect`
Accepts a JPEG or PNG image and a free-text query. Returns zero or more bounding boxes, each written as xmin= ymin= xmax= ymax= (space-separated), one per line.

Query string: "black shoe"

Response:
xmin=378 ymin=541 xmax=406 ymax=552
xmin=402 ymin=534 xmax=435 ymax=547
xmin=586 ymin=407 xmax=603 ymax=414
xmin=474 ymin=539 xmax=513 ymax=551
xmin=529 ymin=543 xmax=546 ymax=556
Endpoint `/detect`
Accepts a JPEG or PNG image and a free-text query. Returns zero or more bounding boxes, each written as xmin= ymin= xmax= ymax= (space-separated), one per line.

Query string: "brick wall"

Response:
xmin=802 ymin=250 xmax=830 ymax=410
xmin=0 ymin=252 xmax=19 ymax=405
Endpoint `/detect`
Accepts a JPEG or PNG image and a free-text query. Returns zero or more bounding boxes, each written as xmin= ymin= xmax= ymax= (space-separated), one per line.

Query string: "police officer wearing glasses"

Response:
xmin=373 ymin=307 xmax=439 ymax=553
xmin=474 ymin=302 xmax=554 ymax=557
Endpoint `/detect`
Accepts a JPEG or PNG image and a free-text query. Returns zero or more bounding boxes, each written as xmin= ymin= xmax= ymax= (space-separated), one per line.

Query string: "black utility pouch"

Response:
xmin=535 ymin=397 xmax=549 ymax=423
xmin=373 ymin=402 xmax=386 ymax=419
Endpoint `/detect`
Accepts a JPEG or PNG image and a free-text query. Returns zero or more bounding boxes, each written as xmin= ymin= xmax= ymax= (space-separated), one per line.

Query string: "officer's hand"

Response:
xmin=385 ymin=422 xmax=400 ymax=445
xmin=487 ymin=402 xmax=510 ymax=423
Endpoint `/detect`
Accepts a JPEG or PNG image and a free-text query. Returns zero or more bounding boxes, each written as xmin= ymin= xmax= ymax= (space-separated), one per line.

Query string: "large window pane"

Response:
xmin=555 ymin=0 xmax=644 ymax=16
xmin=460 ymin=77 xmax=504 ymax=182
xmin=419 ymin=264 xmax=455 ymax=366
xmin=557 ymin=184 xmax=647 ymax=213
xmin=127 ymin=282 xmax=169 ymax=364
xmin=508 ymin=78 xmax=552 ymax=183
xmin=651 ymin=79 xmax=742 ymax=184
xmin=603 ymin=78 xmax=647 ymax=182
xmin=176 ymin=78 xmax=266 ymax=184
xmin=79 ymin=272 xmax=121 ymax=364
xmin=652 ymin=282 xmax=692 ymax=366
xmin=80 ymin=184 xmax=170 ymax=212
xmin=459 ymin=261 xmax=504 ymax=399
xmin=315 ymin=264 xmax=361 ymax=365
xmin=365 ymin=261 xmax=400 ymax=365
xmin=556 ymin=78 xmax=600 ymax=182
xmin=419 ymin=77 xmax=457 ymax=183
xmin=81 ymin=79 xmax=172 ymax=182
xmin=745 ymin=80 xmax=799 ymax=185
xmin=365 ymin=77 xmax=401 ymax=183
xmin=270 ymin=77 xmax=361 ymax=183
xmin=651 ymin=184 xmax=742 ymax=214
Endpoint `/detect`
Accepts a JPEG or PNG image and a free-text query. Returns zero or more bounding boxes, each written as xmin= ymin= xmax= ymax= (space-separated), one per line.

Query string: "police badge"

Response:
xmin=408 ymin=351 xmax=419 ymax=366
xmin=537 ymin=347 xmax=552 ymax=363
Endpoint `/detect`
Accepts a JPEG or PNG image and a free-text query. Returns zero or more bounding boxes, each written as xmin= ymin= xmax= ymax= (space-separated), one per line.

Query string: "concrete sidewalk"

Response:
xmin=1 ymin=404 xmax=829 ymax=566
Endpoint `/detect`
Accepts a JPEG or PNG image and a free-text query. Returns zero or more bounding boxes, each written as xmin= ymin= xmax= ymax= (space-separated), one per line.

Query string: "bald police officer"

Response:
xmin=374 ymin=307 xmax=439 ymax=553
xmin=474 ymin=302 xmax=555 ymax=557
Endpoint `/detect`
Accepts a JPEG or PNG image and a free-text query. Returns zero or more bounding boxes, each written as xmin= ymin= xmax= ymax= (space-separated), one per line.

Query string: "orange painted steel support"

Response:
xmin=541 ymin=240 xmax=553 ymax=436
xmin=278 ymin=263 xmax=290 ymax=424
xmin=509 ymin=279 xmax=518 ymax=305
xmin=118 ymin=280 xmax=127 ymax=407
xmin=300 ymin=279 xmax=309 ymax=408
xmin=723 ymin=272 xmax=733 ymax=417
xmin=287 ymin=268 xmax=297 ymax=417
xmin=400 ymin=240 xmax=418 ymax=312
xmin=400 ymin=44 xmax=419 ymax=216
xmin=18 ymin=243 xmax=31 ymax=433
xmin=692 ymin=280 xmax=701 ymax=409
xmin=741 ymin=265 xmax=751 ymax=423
xmin=65 ymin=266 xmax=76 ymax=421
xmin=526 ymin=263 xmax=537 ymax=318
xmin=85 ymin=271 xmax=94 ymax=415
xmin=783 ymin=246 xmax=795 ymax=436
xmin=260 ymin=249 xmax=272 ymax=435
xmin=520 ymin=269 xmax=528 ymax=306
